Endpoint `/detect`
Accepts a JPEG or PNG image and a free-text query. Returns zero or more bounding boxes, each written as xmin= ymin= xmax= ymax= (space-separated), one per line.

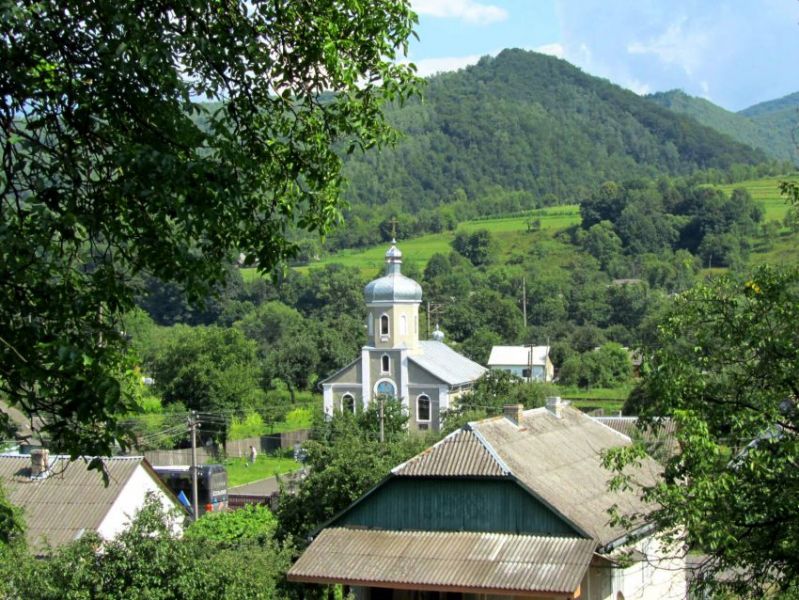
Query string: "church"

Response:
xmin=321 ymin=241 xmax=486 ymax=431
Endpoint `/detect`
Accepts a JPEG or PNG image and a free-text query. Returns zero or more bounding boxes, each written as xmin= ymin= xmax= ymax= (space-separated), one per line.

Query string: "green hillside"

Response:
xmin=341 ymin=49 xmax=768 ymax=214
xmin=647 ymin=90 xmax=797 ymax=163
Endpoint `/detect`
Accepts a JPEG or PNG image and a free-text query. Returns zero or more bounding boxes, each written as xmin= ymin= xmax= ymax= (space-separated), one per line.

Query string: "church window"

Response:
xmin=367 ymin=313 xmax=373 ymax=335
xmin=415 ymin=315 xmax=418 ymax=334
xmin=380 ymin=314 xmax=389 ymax=336
xmin=381 ymin=354 xmax=390 ymax=373
xmin=342 ymin=393 xmax=355 ymax=413
xmin=399 ymin=315 xmax=407 ymax=335
xmin=417 ymin=394 xmax=431 ymax=422
xmin=375 ymin=380 xmax=396 ymax=398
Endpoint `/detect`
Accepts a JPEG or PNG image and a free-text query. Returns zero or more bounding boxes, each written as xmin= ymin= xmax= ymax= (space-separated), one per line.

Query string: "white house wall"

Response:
xmin=96 ymin=464 xmax=183 ymax=540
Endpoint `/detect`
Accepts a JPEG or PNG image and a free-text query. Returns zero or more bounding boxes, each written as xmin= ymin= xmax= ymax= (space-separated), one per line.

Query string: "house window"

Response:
xmin=399 ymin=315 xmax=407 ymax=335
xmin=342 ymin=393 xmax=355 ymax=413
xmin=417 ymin=394 xmax=431 ymax=422
xmin=380 ymin=314 xmax=389 ymax=336
xmin=381 ymin=354 xmax=390 ymax=373
xmin=375 ymin=379 xmax=396 ymax=398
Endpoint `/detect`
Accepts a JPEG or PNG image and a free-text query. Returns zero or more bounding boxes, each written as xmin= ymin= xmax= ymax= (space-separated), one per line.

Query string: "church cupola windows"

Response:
xmin=399 ymin=315 xmax=407 ymax=336
xmin=381 ymin=354 xmax=391 ymax=373
xmin=367 ymin=313 xmax=373 ymax=335
xmin=342 ymin=393 xmax=355 ymax=413
xmin=380 ymin=314 xmax=390 ymax=337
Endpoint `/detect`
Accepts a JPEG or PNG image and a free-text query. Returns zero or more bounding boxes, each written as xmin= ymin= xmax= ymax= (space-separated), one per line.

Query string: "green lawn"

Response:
xmin=224 ymin=454 xmax=301 ymax=487
xmin=555 ymin=383 xmax=632 ymax=415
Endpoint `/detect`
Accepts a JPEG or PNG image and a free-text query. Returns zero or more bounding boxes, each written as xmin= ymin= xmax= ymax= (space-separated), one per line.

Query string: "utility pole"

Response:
xmin=189 ymin=411 xmax=200 ymax=521
xmin=522 ymin=276 xmax=527 ymax=328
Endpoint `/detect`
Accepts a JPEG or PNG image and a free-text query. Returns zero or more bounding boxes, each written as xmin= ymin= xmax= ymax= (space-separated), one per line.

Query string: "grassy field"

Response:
xmin=224 ymin=454 xmax=301 ymax=487
xmin=714 ymin=175 xmax=798 ymax=223
xmin=241 ymin=205 xmax=581 ymax=279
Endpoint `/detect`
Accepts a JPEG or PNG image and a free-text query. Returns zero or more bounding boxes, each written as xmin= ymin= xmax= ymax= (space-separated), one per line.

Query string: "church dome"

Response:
xmin=364 ymin=242 xmax=423 ymax=304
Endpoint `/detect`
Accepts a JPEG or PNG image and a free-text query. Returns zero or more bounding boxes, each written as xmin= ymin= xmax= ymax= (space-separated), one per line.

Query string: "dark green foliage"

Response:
xmin=452 ymin=229 xmax=496 ymax=266
xmin=648 ymin=89 xmax=799 ymax=163
xmin=557 ymin=343 xmax=632 ymax=389
xmin=606 ymin=265 xmax=799 ymax=597
xmin=276 ymin=410 xmax=429 ymax=542
xmin=5 ymin=495 xmax=292 ymax=599
xmin=342 ymin=49 xmax=768 ymax=218
xmin=0 ymin=0 xmax=419 ymax=459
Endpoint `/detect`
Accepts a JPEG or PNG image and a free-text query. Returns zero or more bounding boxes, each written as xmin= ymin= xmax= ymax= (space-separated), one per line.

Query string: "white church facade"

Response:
xmin=321 ymin=242 xmax=485 ymax=431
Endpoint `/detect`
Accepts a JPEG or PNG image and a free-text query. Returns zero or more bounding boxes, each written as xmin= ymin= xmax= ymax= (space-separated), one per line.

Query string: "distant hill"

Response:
xmin=740 ymin=91 xmax=799 ymax=118
xmin=342 ymin=49 xmax=768 ymax=212
xmin=648 ymin=89 xmax=798 ymax=163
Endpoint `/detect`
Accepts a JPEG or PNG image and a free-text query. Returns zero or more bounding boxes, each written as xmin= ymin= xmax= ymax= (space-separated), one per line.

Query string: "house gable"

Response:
xmin=331 ymin=476 xmax=583 ymax=537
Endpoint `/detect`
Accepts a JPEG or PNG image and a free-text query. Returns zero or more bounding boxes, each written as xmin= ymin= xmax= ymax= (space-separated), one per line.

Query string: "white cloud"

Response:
xmin=412 ymin=0 xmax=507 ymax=25
xmin=411 ymin=54 xmax=483 ymax=77
xmin=627 ymin=19 xmax=708 ymax=76
xmin=534 ymin=43 xmax=564 ymax=59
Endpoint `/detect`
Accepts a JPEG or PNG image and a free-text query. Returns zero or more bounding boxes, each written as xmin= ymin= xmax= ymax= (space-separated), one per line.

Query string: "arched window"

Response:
xmin=375 ymin=379 xmax=396 ymax=398
xmin=399 ymin=315 xmax=407 ymax=335
xmin=380 ymin=314 xmax=389 ymax=336
xmin=417 ymin=395 xmax=431 ymax=422
xmin=342 ymin=393 xmax=355 ymax=413
xmin=381 ymin=354 xmax=390 ymax=373
xmin=367 ymin=313 xmax=373 ymax=335
xmin=415 ymin=315 xmax=418 ymax=334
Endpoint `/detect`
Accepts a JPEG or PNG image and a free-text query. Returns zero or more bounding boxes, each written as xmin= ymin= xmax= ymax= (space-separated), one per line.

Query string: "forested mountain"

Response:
xmin=648 ymin=90 xmax=798 ymax=163
xmin=341 ymin=49 xmax=767 ymax=214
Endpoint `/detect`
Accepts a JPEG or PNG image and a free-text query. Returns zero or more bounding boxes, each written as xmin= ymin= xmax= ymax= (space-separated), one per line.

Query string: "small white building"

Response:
xmin=487 ymin=345 xmax=554 ymax=382
xmin=0 ymin=451 xmax=184 ymax=552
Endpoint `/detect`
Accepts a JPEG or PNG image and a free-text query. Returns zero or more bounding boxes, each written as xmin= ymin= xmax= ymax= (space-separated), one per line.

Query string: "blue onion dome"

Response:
xmin=364 ymin=241 xmax=423 ymax=304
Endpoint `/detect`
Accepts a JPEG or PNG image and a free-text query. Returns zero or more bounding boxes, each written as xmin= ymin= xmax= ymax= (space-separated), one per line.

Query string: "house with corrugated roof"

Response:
xmin=487 ymin=345 xmax=554 ymax=382
xmin=288 ymin=398 xmax=686 ymax=600
xmin=321 ymin=242 xmax=486 ymax=432
xmin=0 ymin=451 xmax=184 ymax=552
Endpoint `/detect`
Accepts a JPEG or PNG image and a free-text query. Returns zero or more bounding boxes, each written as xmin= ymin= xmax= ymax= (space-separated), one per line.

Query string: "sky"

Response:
xmin=407 ymin=0 xmax=799 ymax=111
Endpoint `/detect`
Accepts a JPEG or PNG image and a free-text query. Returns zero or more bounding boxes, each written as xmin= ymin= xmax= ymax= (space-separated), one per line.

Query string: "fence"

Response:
xmin=224 ymin=429 xmax=311 ymax=457
xmin=143 ymin=446 xmax=219 ymax=466
xmin=140 ymin=429 xmax=311 ymax=466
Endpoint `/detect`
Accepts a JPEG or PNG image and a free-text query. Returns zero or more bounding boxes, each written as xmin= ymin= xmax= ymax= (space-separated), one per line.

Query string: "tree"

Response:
xmin=1 ymin=0 xmax=419 ymax=460
xmin=607 ymin=266 xmax=799 ymax=597
xmin=5 ymin=494 xmax=292 ymax=599
xmin=451 ymin=229 xmax=496 ymax=266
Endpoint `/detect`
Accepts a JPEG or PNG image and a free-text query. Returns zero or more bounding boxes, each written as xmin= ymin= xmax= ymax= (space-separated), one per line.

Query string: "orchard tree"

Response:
xmin=606 ymin=266 xmax=799 ymax=598
xmin=0 ymin=0 xmax=419 ymax=460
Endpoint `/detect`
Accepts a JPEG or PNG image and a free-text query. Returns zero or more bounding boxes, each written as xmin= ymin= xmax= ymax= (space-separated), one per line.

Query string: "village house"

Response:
xmin=289 ymin=398 xmax=686 ymax=600
xmin=487 ymin=345 xmax=555 ymax=382
xmin=321 ymin=241 xmax=486 ymax=431
xmin=0 ymin=450 xmax=184 ymax=552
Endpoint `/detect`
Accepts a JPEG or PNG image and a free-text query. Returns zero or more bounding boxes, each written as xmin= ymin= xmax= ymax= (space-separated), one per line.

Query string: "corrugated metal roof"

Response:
xmin=411 ymin=341 xmax=487 ymax=386
xmin=474 ymin=406 xmax=661 ymax=546
xmin=0 ymin=455 xmax=142 ymax=551
xmin=593 ymin=416 xmax=678 ymax=459
xmin=392 ymin=429 xmax=508 ymax=477
xmin=487 ymin=345 xmax=550 ymax=367
xmin=288 ymin=528 xmax=595 ymax=595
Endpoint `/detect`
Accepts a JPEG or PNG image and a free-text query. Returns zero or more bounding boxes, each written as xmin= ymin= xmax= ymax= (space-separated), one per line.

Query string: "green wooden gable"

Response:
xmin=331 ymin=476 xmax=583 ymax=537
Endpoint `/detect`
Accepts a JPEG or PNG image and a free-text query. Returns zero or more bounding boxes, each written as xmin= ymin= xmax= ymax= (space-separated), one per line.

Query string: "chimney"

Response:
xmin=546 ymin=396 xmax=563 ymax=419
xmin=30 ymin=448 xmax=49 ymax=477
xmin=503 ymin=403 xmax=524 ymax=426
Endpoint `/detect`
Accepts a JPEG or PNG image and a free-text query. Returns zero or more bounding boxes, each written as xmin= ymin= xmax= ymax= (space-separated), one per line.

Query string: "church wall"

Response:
xmin=327 ymin=360 xmax=362 ymax=385
xmin=369 ymin=351 xmax=401 ymax=397
xmin=407 ymin=362 xmax=447 ymax=386
xmin=328 ymin=386 xmax=364 ymax=413
xmin=369 ymin=303 xmax=420 ymax=350
xmin=407 ymin=385 xmax=441 ymax=431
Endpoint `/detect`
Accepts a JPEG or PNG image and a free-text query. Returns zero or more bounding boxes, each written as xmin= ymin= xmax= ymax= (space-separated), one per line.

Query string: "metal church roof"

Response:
xmin=411 ymin=341 xmax=487 ymax=386
xmin=288 ymin=528 xmax=596 ymax=597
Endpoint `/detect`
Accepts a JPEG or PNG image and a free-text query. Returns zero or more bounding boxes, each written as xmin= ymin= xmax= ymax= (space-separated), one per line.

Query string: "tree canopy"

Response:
xmin=0 ymin=0 xmax=419 ymax=460
xmin=607 ymin=265 xmax=799 ymax=597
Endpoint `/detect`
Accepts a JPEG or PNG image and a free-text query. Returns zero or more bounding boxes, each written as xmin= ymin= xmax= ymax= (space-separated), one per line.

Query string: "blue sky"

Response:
xmin=408 ymin=0 xmax=799 ymax=111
